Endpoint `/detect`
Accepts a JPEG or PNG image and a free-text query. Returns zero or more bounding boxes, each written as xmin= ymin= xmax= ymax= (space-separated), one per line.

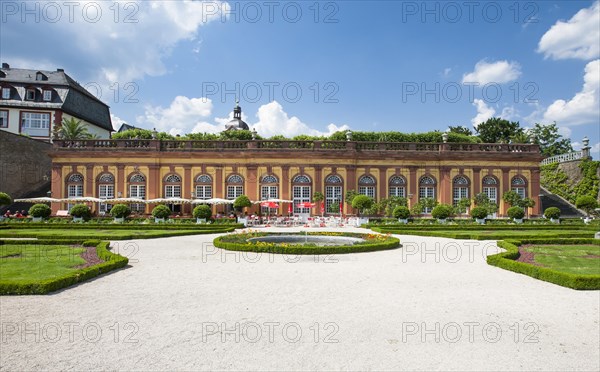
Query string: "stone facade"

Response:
xmin=49 ymin=139 xmax=544 ymax=217
xmin=0 ymin=130 xmax=51 ymax=199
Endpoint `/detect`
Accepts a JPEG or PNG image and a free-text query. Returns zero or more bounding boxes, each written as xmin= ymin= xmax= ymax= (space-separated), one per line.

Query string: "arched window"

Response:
xmin=292 ymin=175 xmax=311 ymax=214
xmin=452 ymin=175 xmax=470 ymax=206
xmin=419 ymin=176 xmax=436 ymax=214
xmin=260 ymin=175 xmax=279 ymax=213
xmin=358 ymin=175 xmax=376 ymax=199
xmin=97 ymin=173 xmax=115 ymax=213
xmin=195 ymin=174 xmax=212 ymax=200
xmin=164 ymin=174 xmax=182 ymax=198
xmin=66 ymin=173 xmax=84 ymax=210
xmin=261 ymin=175 xmax=279 ymax=201
xmin=482 ymin=176 xmax=498 ymax=205
xmin=226 ymin=174 xmax=244 ymax=200
xmin=511 ymin=176 xmax=527 ymax=198
xmin=389 ymin=175 xmax=406 ymax=198
xmin=129 ymin=173 xmax=146 ymax=213
xmin=325 ymin=175 xmax=343 ymax=214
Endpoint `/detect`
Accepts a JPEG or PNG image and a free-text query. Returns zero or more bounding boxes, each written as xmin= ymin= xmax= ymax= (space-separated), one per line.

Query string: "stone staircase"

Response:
xmin=539 ymin=187 xmax=585 ymax=218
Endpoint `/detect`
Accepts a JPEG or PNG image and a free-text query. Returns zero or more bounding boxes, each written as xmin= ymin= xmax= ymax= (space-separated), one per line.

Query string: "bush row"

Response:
xmin=371 ymin=224 xmax=597 ymax=231
xmin=0 ymin=242 xmax=129 ymax=295
xmin=0 ymin=228 xmax=236 ymax=240
xmin=213 ymin=235 xmax=401 ymax=255
xmin=370 ymin=228 xmax=595 ymax=240
xmin=487 ymin=240 xmax=600 ymax=290
xmin=0 ymin=223 xmax=241 ymax=231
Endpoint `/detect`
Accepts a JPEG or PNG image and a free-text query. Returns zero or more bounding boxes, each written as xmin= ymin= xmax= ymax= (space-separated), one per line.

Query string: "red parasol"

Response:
xmin=320 ymin=202 xmax=325 ymax=214
xmin=296 ymin=202 xmax=316 ymax=209
xmin=260 ymin=201 xmax=279 ymax=209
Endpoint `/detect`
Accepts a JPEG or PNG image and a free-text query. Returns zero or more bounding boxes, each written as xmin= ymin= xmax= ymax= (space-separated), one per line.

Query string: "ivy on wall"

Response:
xmin=541 ymin=160 xmax=600 ymax=204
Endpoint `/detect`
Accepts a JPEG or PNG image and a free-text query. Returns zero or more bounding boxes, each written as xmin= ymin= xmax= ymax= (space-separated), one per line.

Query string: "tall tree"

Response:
xmin=528 ymin=122 xmax=573 ymax=157
xmin=448 ymin=125 xmax=473 ymax=136
xmin=475 ymin=118 xmax=523 ymax=143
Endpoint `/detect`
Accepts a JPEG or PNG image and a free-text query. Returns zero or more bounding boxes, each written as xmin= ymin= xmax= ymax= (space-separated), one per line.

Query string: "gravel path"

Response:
xmin=1 ymin=227 xmax=598 ymax=371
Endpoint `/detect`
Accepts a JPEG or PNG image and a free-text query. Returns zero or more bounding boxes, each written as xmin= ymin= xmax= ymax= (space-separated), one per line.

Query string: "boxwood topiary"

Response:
xmin=431 ymin=204 xmax=453 ymax=220
xmin=110 ymin=204 xmax=131 ymax=218
xmin=544 ymin=207 xmax=561 ymax=220
xmin=0 ymin=192 xmax=11 ymax=206
xmin=69 ymin=204 xmax=91 ymax=219
xmin=193 ymin=205 xmax=212 ymax=219
xmin=152 ymin=205 xmax=171 ymax=219
xmin=470 ymin=206 xmax=488 ymax=220
xmin=507 ymin=206 xmax=525 ymax=220
xmin=392 ymin=206 xmax=410 ymax=219
xmin=29 ymin=204 xmax=51 ymax=218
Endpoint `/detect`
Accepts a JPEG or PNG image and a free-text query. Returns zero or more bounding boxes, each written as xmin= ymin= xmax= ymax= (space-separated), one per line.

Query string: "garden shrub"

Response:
xmin=392 ymin=206 xmax=411 ymax=219
xmin=193 ymin=205 xmax=212 ymax=219
xmin=507 ymin=206 xmax=525 ymax=219
xmin=431 ymin=204 xmax=453 ymax=219
xmin=110 ymin=204 xmax=131 ymax=218
xmin=470 ymin=206 xmax=488 ymax=219
xmin=28 ymin=204 xmax=51 ymax=219
xmin=69 ymin=204 xmax=92 ymax=220
xmin=0 ymin=192 xmax=11 ymax=206
xmin=543 ymin=207 xmax=561 ymax=220
xmin=576 ymin=195 xmax=598 ymax=216
xmin=152 ymin=205 xmax=171 ymax=219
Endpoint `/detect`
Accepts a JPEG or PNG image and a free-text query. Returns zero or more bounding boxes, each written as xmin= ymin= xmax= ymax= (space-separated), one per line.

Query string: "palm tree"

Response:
xmin=58 ymin=118 xmax=92 ymax=140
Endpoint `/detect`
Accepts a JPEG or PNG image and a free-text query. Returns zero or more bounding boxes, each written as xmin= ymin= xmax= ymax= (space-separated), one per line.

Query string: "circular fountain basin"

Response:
xmin=247 ymin=235 xmax=365 ymax=246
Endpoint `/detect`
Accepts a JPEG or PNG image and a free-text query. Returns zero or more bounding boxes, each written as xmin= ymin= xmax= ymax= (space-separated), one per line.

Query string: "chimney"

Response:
xmin=1 ymin=63 xmax=9 ymax=69
xmin=57 ymin=68 xmax=64 ymax=72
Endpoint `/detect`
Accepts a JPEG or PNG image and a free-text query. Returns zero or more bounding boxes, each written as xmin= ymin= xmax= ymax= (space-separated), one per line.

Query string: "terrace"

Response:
xmin=53 ymin=139 xmax=541 ymax=154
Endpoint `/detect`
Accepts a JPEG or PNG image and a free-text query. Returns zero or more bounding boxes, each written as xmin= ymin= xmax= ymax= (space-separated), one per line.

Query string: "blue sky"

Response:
xmin=1 ymin=1 xmax=598 ymax=157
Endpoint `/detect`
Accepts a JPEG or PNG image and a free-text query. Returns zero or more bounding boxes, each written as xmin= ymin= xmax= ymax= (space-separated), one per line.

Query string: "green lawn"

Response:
xmin=524 ymin=244 xmax=600 ymax=275
xmin=0 ymin=244 xmax=85 ymax=282
xmin=0 ymin=227 xmax=232 ymax=240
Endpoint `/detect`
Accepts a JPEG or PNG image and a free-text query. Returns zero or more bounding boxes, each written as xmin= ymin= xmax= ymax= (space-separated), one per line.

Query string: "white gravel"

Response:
xmin=1 ymin=227 xmax=598 ymax=371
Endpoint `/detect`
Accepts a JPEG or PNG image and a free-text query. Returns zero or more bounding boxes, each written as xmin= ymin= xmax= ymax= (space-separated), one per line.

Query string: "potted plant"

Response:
xmin=69 ymin=204 xmax=91 ymax=222
xmin=29 ymin=203 xmax=51 ymax=222
xmin=576 ymin=195 xmax=598 ymax=224
xmin=193 ymin=205 xmax=212 ymax=224
xmin=431 ymin=204 xmax=453 ymax=223
xmin=0 ymin=192 xmax=11 ymax=221
xmin=543 ymin=207 xmax=561 ymax=223
xmin=507 ymin=206 xmax=525 ymax=224
xmin=470 ymin=206 xmax=488 ymax=224
xmin=352 ymin=195 xmax=374 ymax=225
xmin=152 ymin=205 xmax=171 ymax=223
xmin=392 ymin=205 xmax=411 ymax=224
xmin=110 ymin=204 xmax=131 ymax=223
xmin=313 ymin=191 xmax=324 ymax=216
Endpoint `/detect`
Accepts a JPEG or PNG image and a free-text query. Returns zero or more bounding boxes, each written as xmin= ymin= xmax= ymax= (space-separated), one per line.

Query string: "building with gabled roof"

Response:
xmin=0 ymin=63 xmax=113 ymax=141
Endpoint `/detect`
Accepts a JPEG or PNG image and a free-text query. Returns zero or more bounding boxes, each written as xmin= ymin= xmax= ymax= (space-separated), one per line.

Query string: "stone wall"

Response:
xmin=0 ymin=131 xmax=51 ymax=200
xmin=557 ymin=161 xmax=584 ymax=188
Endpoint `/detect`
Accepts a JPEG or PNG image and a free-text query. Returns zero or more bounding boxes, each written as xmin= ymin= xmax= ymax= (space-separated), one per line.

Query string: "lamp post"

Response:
xmin=442 ymin=132 xmax=449 ymax=143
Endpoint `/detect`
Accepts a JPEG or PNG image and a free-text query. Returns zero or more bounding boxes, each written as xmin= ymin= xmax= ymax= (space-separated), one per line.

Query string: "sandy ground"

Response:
xmin=1 ymin=227 xmax=598 ymax=371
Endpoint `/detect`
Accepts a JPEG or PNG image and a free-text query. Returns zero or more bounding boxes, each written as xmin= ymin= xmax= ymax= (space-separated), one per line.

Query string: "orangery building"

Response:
xmin=49 ymin=108 xmax=544 ymax=218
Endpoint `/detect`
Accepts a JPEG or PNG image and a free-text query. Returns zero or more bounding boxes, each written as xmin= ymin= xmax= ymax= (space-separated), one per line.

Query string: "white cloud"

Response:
xmin=110 ymin=114 xmax=128 ymax=130
xmin=136 ymin=98 xmax=349 ymax=137
xmin=543 ymin=59 xmax=600 ymax=126
xmin=471 ymin=99 xmax=496 ymax=127
xmin=5 ymin=1 xmax=227 ymax=94
xmin=462 ymin=60 xmax=522 ymax=85
xmin=136 ymin=96 xmax=213 ymax=135
xmin=252 ymin=101 xmax=349 ymax=137
xmin=538 ymin=1 xmax=600 ymax=60
xmin=557 ymin=126 xmax=572 ymax=139
xmin=500 ymin=106 xmax=518 ymax=121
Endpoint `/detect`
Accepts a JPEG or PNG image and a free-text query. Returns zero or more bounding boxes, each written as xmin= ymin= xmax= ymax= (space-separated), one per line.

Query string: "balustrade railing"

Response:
xmin=53 ymin=139 xmax=541 ymax=154
xmin=540 ymin=151 xmax=585 ymax=165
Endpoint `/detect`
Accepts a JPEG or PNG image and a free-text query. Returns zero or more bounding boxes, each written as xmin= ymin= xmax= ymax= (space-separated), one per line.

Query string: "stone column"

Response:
xmin=472 ymin=167 xmax=481 ymax=197
xmin=408 ymin=166 xmax=418 ymax=208
xmin=378 ymin=167 xmax=387 ymax=201
xmin=51 ymin=164 xmax=62 ymax=214
xmin=501 ymin=168 xmax=510 ymax=216
xmin=439 ymin=166 xmax=451 ymax=204
xmin=530 ymin=169 xmax=541 ymax=216
xmin=116 ymin=165 xmax=125 ymax=198
xmin=183 ymin=166 xmax=191 ymax=215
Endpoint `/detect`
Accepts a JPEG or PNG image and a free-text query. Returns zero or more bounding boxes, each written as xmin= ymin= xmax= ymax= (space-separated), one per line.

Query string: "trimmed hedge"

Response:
xmin=0 ymin=227 xmax=237 ymax=240
xmin=213 ymin=232 xmax=400 ymax=255
xmin=0 ymin=223 xmax=241 ymax=230
xmin=487 ymin=240 xmax=600 ymax=290
xmin=0 ymin=241 xmax=129 ymax=295
xmin=370 ymin=227 xmax=595 ymax=240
